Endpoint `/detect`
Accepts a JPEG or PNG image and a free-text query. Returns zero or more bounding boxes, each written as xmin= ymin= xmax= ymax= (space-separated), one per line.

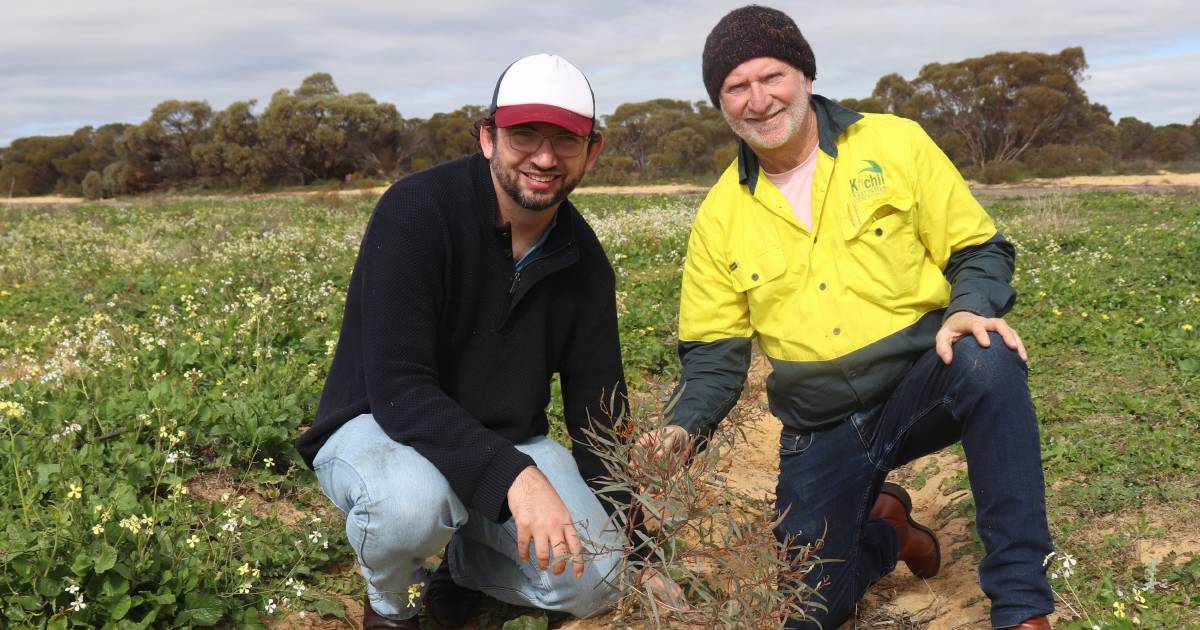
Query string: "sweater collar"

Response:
xmin=737 ymin=94 xmax=864 ymax=194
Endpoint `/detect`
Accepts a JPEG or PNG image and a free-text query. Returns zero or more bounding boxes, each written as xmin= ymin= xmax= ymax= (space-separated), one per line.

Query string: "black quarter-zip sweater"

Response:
xmin=295 ymin=154 xmax=628 ymax=524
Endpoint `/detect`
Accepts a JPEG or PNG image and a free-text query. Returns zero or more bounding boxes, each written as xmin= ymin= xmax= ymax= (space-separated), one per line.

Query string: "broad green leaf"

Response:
xmin=502 ymin=615 xmax=549 ymax=630
xmin=310 ymin=597 xmax=347 ymax=619
xmin=71 ymin=552 xmax=92 ymax=575
xmin=182 ymin=592 xmax=224 ymax=626
xmin=36 ymin=463 xmax=61 ymax=485
xmin=100 ymin=573 xmax=129 ymax=598
xmin=109 ymin=594 xmax=132 ymax=620
xmin=94 ymin=543 xmax=118 ymax=573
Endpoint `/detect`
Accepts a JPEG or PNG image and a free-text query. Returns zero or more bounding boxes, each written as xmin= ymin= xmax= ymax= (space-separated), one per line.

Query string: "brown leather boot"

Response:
xmin=870 ymin=482 xmax=941 ymax=578
xmin=1008 ymin=615 xmax=1051 ymax=629
xmin=363 ymin=594 xmax=421 ymax=630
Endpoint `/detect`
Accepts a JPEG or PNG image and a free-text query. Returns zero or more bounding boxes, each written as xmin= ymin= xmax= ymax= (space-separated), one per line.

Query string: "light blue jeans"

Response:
xmin=312 ymin=414 xmax=626 ymax=621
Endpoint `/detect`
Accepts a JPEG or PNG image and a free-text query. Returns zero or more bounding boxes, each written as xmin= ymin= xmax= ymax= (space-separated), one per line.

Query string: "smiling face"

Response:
xmin=719 ymin=57 xmax=814 ymax=153
xmin=481 ymin=121 xmax=603 ymax=214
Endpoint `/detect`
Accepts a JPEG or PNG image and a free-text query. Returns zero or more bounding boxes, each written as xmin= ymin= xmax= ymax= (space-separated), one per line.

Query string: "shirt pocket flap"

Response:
xmin=729 ymin=248 xmax=787 ymax=292
xmin=843 ymin=195 xmax=914 ymax=241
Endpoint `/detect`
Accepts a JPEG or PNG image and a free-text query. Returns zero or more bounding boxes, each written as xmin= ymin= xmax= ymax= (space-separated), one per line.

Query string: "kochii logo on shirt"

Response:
xmin=849 ymin=160 xmax=889 ymax=202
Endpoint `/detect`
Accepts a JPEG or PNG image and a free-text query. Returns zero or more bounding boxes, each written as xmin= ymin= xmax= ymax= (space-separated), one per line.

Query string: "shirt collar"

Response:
xmin=515 ymin=212 xmax=558 ymax=271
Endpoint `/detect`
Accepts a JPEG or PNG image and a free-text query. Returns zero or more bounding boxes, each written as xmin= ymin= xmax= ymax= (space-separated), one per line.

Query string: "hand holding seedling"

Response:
xmin=635 ymin=425 xmax=691 ymax=472
xmin=936 ymin=310 xmax=1028 ymax=365
xmin=635 ymin=566 xmax=691 ymax=612
xmin=507 ymin=465 xmax=586 ymax=578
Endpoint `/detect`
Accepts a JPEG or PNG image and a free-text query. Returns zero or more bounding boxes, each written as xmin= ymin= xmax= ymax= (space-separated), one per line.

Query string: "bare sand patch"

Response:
xmin=987 ymin=171 xmax=1200 ymax=188
xmin=574 ymin=184 xmax=709 ymax=195
xmin=185 ymin=468 xmax=336 ymax=528
xmin=0 ymin=194 xmax=84 ymax=205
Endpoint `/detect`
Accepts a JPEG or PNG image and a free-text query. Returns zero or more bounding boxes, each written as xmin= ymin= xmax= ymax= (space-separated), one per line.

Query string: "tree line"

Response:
xmin=2 ymin=47 xmax=1198 ymax=198
xmin=839 ymin=47 xmax=1200 ymax=182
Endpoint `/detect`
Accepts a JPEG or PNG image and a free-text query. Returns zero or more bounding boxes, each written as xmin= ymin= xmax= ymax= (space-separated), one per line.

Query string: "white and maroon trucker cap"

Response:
xmin=490 ymin=54 xmax=595 ymax=137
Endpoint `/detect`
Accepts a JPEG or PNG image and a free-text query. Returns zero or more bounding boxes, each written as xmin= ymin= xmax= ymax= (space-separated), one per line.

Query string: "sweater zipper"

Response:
xmin=509 ymin=270 xmax=521 ymax=296
xmin=501 ymin=241 xmax=570 ymax=327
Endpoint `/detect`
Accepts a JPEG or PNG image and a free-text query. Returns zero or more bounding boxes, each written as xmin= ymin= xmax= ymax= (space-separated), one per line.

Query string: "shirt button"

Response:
xmin=751 ymin=273 xmax=759 ymax=281
xmin=875 ymin=227 xmax=884 ymax=236
xmin=819 ymin=282 xmax=827 ymax=291
xmin=833 ymin=327 xmax=841 ymax=336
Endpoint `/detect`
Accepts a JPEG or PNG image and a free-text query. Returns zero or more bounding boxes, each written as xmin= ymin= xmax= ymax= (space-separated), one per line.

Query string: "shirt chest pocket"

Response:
xmin=729 ymin=248 xmax=790 ymax=323
xmin=841 ymin=198 xmax=922 ymax=302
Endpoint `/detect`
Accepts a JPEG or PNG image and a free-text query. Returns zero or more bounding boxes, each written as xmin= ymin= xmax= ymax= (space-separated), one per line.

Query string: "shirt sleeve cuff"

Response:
xmin=471 ymin=446 xmax=536 ymax=523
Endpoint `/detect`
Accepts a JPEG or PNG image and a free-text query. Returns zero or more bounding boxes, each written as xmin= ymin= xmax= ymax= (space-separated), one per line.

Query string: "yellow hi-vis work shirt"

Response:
xmin=669 ymin=96 xmax=1015 ymax=436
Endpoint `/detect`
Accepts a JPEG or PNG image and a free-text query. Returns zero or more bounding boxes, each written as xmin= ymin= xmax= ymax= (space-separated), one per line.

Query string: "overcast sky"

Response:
xmin=3 ymin=1 xmax=1199 ymax=147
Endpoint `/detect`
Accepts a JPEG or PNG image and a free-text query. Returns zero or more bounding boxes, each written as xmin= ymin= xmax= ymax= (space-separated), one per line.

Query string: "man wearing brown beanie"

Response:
xmin=637 ymin=5 xmax=1055 ymax=629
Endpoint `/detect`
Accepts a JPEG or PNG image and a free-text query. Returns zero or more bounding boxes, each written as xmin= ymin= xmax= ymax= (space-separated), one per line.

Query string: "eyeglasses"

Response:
xmin=503 ymin=127 xmax=591 ymax=158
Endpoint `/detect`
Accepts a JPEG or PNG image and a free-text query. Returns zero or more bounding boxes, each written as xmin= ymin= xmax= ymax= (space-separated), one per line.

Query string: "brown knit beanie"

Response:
xmin=702 ymin=5 xmax=816 ymax=108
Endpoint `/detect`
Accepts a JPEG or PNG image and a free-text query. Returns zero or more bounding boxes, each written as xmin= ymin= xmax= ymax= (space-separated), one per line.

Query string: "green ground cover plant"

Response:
xmin=1 ymin=189 xmax=1197 ymax=627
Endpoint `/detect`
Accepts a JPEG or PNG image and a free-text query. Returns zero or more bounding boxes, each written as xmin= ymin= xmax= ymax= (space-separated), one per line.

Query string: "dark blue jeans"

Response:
xmin=777 ymin=333 xmax=1054 ymax=629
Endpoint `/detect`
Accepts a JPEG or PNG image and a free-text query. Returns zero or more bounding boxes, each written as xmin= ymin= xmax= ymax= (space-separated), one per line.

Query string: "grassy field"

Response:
xmin=0 ymin=189 xmax=1197 ymax=628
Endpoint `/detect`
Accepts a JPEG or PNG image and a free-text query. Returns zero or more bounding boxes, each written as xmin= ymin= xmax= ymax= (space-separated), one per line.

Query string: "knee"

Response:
xmin=374 ymin=495 xmax=461 ymax=549
xmin=347 ymin=470 xmax=465 ymax=561
xmin=948 ymin=332 xmax=1027 ymax=386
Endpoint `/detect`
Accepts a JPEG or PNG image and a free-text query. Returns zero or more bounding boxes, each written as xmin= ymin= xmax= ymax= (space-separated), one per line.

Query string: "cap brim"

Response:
xmin=494 ymin=104 xmax=593 ymax=137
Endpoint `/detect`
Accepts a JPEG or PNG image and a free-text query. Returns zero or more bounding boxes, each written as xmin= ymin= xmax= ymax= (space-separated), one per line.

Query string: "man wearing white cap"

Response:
xmin=295 ymin=54 xmax=631 ymax=629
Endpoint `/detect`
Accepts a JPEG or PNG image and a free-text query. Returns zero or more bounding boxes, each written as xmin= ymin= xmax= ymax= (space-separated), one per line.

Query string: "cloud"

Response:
xmin=1087 ymin=53 xmax=1200 ymax=125
xmin=2 ymin=1 xmax=1198 ymax=146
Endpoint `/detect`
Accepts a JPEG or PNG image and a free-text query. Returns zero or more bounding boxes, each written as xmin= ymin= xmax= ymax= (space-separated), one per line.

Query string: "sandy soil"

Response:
xmin=555 ymin=351 xmax=1200 ymax=630
xmin=4 ymin=172 xmax=1199 ymax=206
xmin=0 ymin=194 xmax=84 ymax=205
xmin=983 ymin=171 xmax=1200 ymax=188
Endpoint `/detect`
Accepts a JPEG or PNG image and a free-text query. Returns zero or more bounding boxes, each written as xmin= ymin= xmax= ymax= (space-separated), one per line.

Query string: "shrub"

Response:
xmin=583 ymin=393 xmax=825 ymax=629
xmin=975 ymin=160 xmax=1023 ymax=184
xmin=1024 ymin=144 xmax=1113 ymax=178
xmin=81 ymin=171 xmax=104 ymax=200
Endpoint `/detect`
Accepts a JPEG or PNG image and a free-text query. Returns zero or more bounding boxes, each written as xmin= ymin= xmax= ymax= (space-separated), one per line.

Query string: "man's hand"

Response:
xmin=635 ymin=567 xmax=690 ymax=611
xmin=935 ymin=310 xmax=1027 ymax=365
xmin=507 ymin=466 xmax=585 ymax=577
xmin=634 ymin=425 xmax=690 ymax=473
